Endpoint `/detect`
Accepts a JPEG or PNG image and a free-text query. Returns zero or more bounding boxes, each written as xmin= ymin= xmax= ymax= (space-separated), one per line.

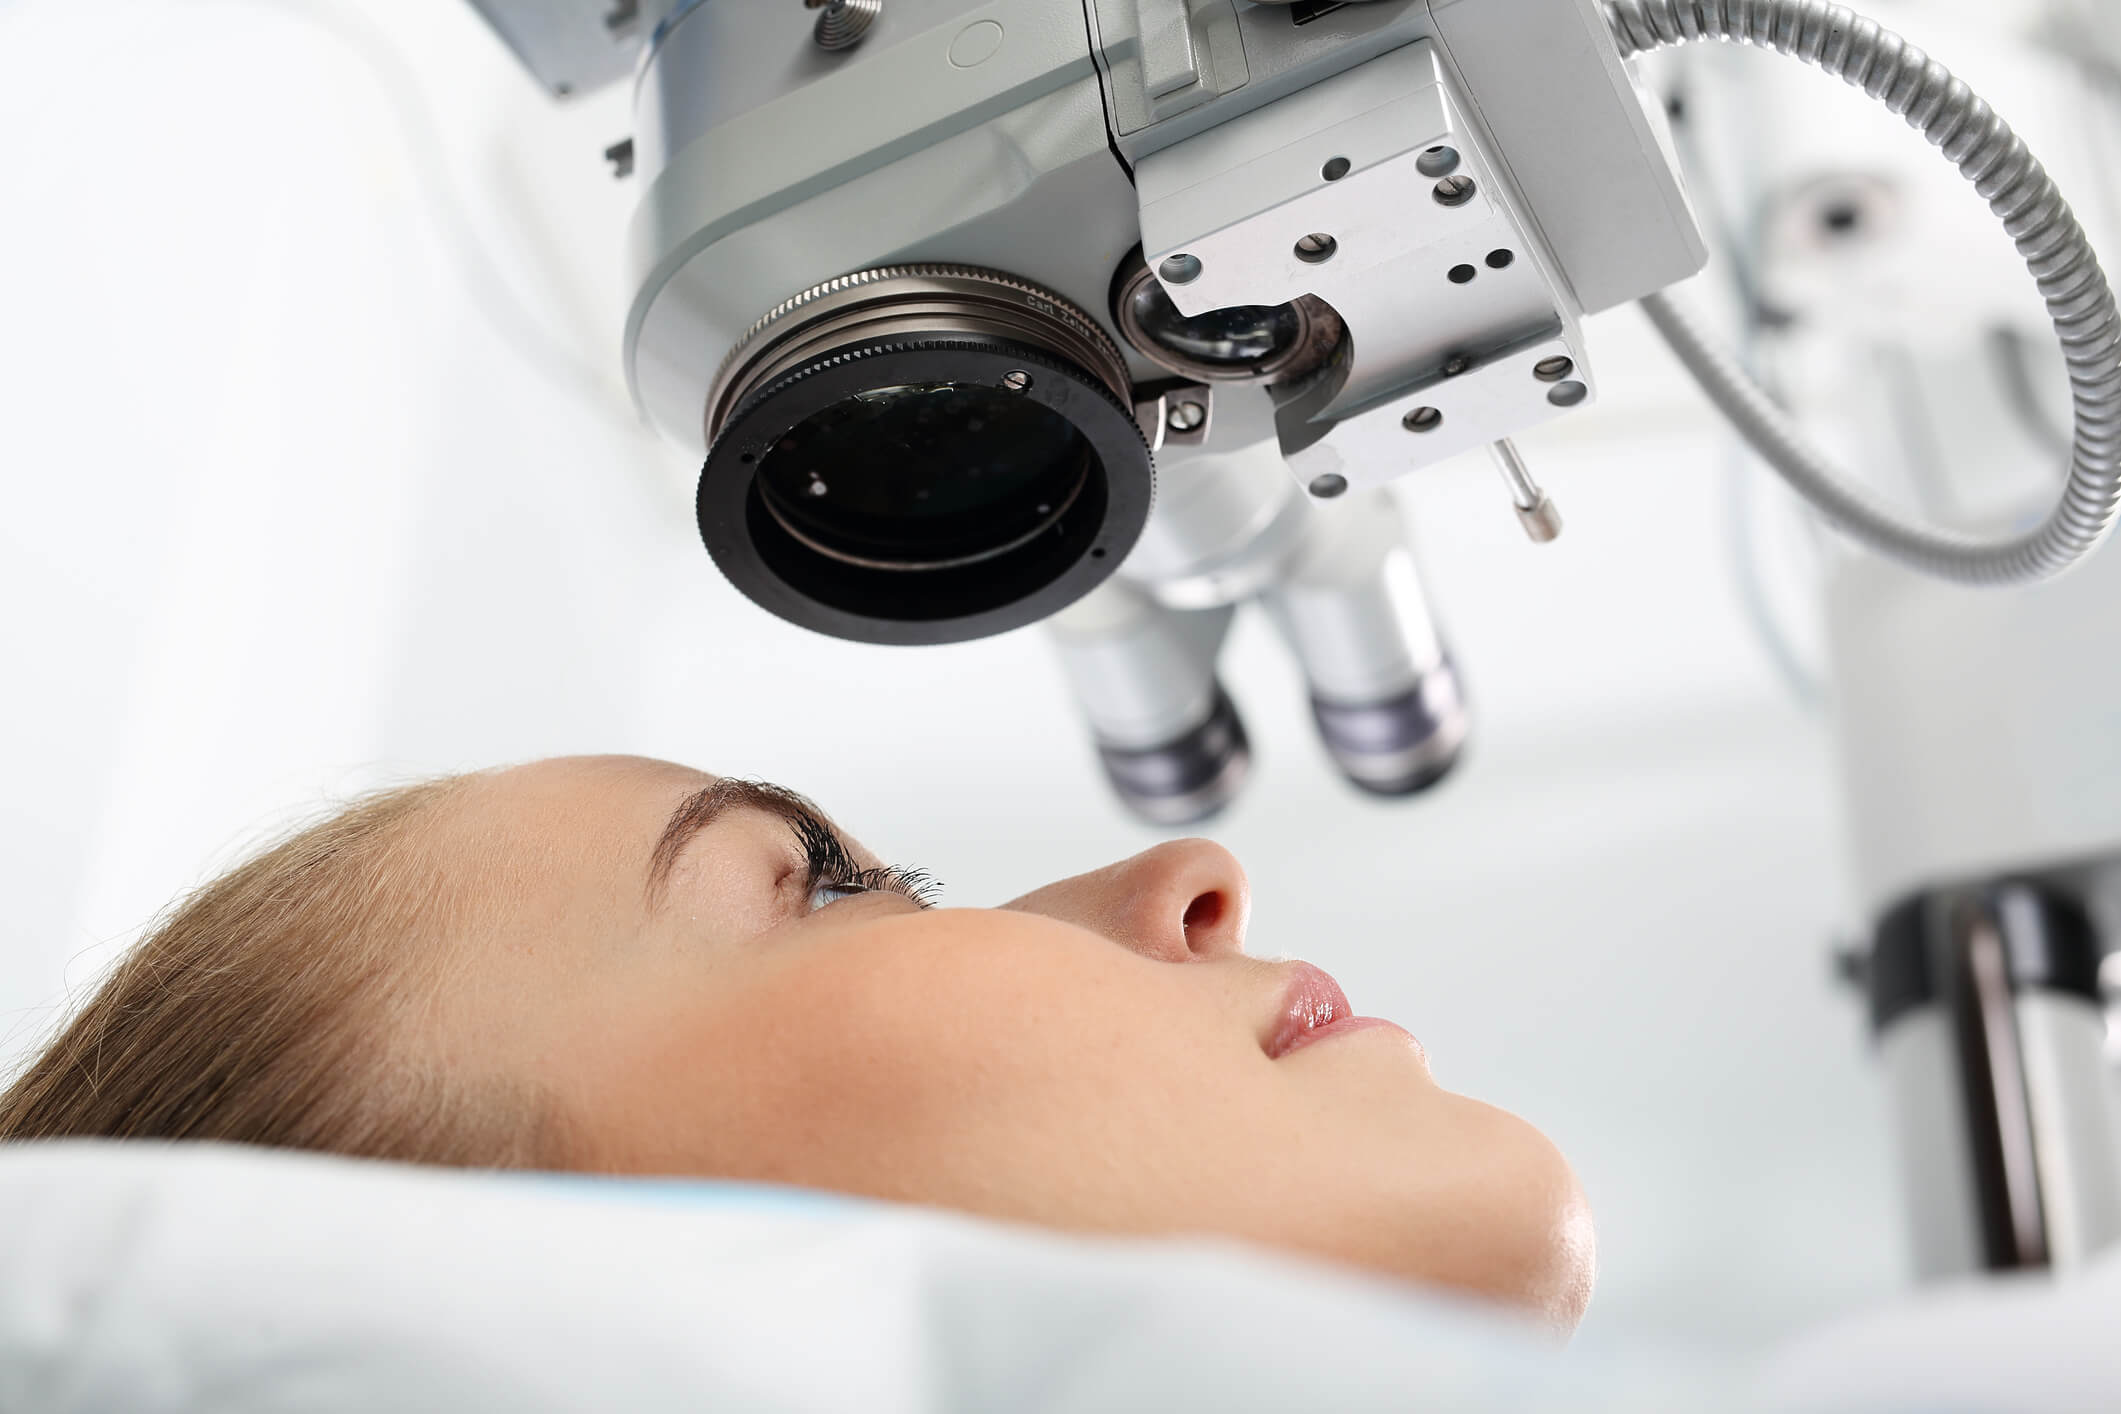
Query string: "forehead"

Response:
xmin=473 ymin=756 xmax=707 ymax=819
xmin=396 ymin=759 xmax=721 ymax=965
xmin=437 ymin=757 xmax=707 ymax=875
xmin=506 ymin=754 xmax=708 ymax=795
xmin=435 ymin=756 xmax=882 ymax=898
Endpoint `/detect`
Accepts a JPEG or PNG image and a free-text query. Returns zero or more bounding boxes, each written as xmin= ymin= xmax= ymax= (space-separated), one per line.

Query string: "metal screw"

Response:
xmin=1159 ymin=253 xmax=1202 ymax=285
xmin=1433 ymin=175 xmax=1477 ymax=208
xmin=807 ymin=0 xmax=881 ymax=51
xmin=1403 ymin=406 xmax=1443 ymax=433
xmin=1416 ymin=146 xmax=1461 ymax=178
xmin=1294 ymin=233 xmax=1338 ymax=264
xmin=1309 ymin=473 xmax=1349 ymax=499
xmin=1001 ymin=370 xmax=1033 ymax=392
xmin=1442 ymin=354 xmax=1472 ymax=378
xmin=1533 ymin=355 xmax=1575 ymax=383
xmin=1548 ymin=380 xmax=1589 ymax=408
xmin=1167 ymin=400 xmax=1207 ymax=433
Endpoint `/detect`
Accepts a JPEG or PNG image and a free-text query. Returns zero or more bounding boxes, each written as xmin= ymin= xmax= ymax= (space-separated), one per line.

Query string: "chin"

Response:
xmin=1327 ymin=1094 xmax=1596 ymax=1337
xmin=1527 ymin=1169 xmax=1597 ymax=1337
xmin=1466 ymin=1104 xmax=1597 ymax=1338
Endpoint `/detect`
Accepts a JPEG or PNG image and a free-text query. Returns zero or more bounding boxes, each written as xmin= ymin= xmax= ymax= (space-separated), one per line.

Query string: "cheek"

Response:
xmin=632 ymin=912 xmax=1235 ymax=1208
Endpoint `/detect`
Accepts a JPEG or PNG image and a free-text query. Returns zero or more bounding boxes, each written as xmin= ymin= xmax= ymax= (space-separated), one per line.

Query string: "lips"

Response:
xmin=1264 ymin=960 xmax=1405 ymax=1060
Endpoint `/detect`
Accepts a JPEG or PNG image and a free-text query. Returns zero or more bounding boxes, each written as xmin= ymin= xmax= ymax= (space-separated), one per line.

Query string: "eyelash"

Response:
xmin=791 ymin=812 xmax=941 ymax=910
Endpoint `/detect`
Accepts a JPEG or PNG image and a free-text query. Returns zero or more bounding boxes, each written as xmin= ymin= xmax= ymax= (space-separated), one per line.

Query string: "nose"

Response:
xmin=1002 ymin=839 xmax=1250 ymax=963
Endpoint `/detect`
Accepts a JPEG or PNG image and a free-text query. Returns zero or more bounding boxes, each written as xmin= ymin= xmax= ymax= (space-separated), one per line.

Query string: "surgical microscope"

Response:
xmin=465 ymin=0 xmax=2121 ymax=1285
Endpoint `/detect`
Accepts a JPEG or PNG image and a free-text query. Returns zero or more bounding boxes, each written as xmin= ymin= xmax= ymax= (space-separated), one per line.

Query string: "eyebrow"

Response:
xmin=644 ymin=777 xmax=836 ymax=908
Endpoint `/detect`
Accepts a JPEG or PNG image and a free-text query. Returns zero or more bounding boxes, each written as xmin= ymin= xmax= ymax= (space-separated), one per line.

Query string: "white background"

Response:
xmin=5 ymin=0 xmax=2102 ymax=1359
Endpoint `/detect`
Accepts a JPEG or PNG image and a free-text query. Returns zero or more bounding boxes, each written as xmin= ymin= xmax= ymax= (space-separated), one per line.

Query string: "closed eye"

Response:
xmin=788 ymin=811 xmax=940 ymax=911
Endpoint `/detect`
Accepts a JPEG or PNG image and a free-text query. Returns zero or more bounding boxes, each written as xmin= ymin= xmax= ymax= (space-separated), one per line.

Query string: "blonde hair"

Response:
xmin=0 ymin=778 xmax=554 ymax=1167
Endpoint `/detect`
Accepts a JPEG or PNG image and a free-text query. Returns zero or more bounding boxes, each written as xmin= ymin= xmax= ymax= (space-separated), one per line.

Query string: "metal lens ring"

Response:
xmin=700 ymin=271 xmax=1153 ymax=646
xmin=708 ymin=264 xmax=1134 ymax=440
xmin=1110 ymin=250 xmax=1333 ymax=385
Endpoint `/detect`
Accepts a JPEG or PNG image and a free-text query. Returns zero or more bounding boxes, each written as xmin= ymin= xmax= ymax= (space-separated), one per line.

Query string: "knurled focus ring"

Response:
xmin=726 ymin=335 xmax=1149 ymax=477
xmin=707 ymin=265 xmax=1132 ymax=444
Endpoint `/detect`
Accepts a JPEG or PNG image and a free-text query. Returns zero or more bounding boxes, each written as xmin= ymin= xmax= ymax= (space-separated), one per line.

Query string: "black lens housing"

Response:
xmin=700 ymin=337 xmax=1153 ymax=646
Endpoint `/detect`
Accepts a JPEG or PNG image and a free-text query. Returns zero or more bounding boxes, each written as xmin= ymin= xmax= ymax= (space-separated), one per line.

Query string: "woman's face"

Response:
xmin=429 ymin=756 xmax=1592 ymax=1330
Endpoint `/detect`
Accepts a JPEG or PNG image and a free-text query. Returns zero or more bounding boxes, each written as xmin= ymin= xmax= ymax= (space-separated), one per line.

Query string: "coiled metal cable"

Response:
xmin=1605 ymin=0 xmax=2121 ymax=584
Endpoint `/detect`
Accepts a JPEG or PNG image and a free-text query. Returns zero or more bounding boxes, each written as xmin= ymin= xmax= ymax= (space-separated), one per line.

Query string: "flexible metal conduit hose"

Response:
xmin=1603 ymin=0 xmax=2121 ymax=584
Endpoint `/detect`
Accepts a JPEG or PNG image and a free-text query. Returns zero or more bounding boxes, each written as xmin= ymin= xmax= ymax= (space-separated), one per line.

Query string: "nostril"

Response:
xmin=1181 ymin=892 xmax=1225 ymax=942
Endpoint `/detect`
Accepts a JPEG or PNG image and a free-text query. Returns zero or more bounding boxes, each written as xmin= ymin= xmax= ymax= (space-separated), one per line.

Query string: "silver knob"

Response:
xmin=1487 ymin=438 xmax=1563 ymax=543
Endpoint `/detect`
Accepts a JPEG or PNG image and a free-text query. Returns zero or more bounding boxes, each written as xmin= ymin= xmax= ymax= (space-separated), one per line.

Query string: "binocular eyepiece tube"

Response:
xmin=1261 ymin=491 xmax=1467 ymax=799
xmin=1048 ymin=588 xmax=1252 ymax=828
xmin=1050 ymin=488 xmax=1467 ymax=825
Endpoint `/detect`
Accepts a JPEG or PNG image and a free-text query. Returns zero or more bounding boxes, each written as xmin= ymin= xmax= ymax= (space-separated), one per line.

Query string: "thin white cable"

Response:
xmin=1607 ymin=0 xmax=2121 ymax=585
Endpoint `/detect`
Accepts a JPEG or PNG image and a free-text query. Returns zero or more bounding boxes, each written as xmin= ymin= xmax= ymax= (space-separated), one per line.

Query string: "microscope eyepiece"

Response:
xmin=699 ymin=267 xmax=1154 ymax=646
xmin=1095 ymin=684 xmax=1253 ymax=828
xmin=1310 ymin=665 xmax=1469 ymax=799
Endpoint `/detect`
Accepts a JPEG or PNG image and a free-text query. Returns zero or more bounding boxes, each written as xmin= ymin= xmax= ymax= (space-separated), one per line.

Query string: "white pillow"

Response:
xmin=7 ymin=1140 xmax=2117 ymax=1412
xmin=0 ymin=1140 xmax=1697 ymax=1413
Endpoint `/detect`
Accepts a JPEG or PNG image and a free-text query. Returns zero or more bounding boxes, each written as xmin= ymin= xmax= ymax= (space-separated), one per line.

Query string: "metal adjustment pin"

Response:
xmin=1488 ymin=438 xmax=1562 ymax=543
xmin=1133 ymin=393 xmax=1170 ymax=452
